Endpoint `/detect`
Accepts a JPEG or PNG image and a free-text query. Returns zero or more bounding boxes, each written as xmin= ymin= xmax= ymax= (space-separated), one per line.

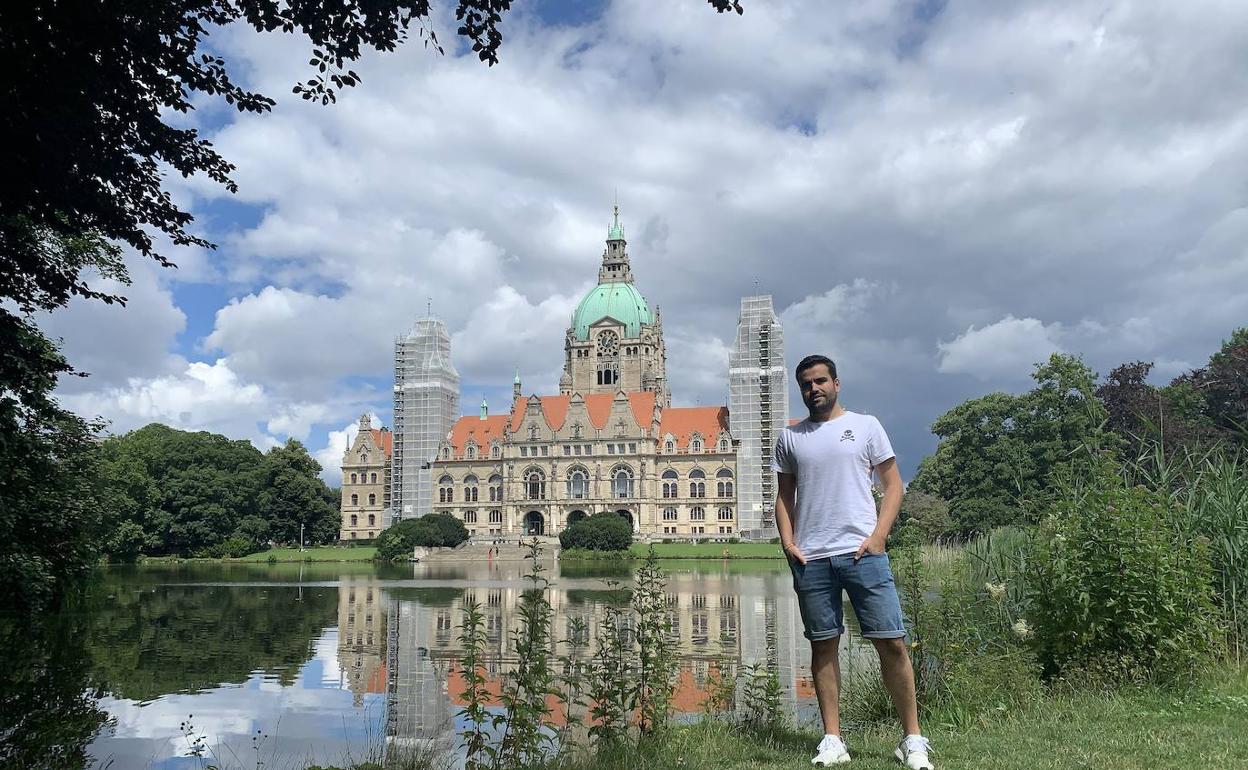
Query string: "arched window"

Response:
xmin=611 ymin=466 xmax=634 ymax=499
xmin=464 ymin=510 xmax=478 ymax=523
xmin=350 ymin=494 xmax=359 ymax=506
xmin=464 ymin=474 xmax=479 ymax=502
xmin=718 ymin=506 xmax=733 ymax=521
xmin=567 ymin=468 xmax=589 ymax=499
xmin=661 ymin=469 xmax=678 ymax=499
xmin=525 ymin=469 xmax=546 ymax=500
xmin=441 ymin=446 xmax=451 ymax=460
xmin=718 ymin=436 xmax=730 ymax=452
xmin=491 ymin=444 xmax=501 ymax=459
xmin=663 ymin=507 xmax=678 ymax=521
xmin=438 ymin=474 xmax=454 ymax=503
xmin=350 ymin=514 xmax=358 ymax=526
xmin=370 ymin=472 xmax=378 ymax=483
xmin=368 ymin=493 xmax=376 ymax=506
xmin=717 ymin=468 xmax=734 ymax=497
xmin=489 ymin=474 xmax=503 ymax=502
xmin=664 ymin=438 xmax=675 ymax=453
xmin=467 ymin=443 xmax=477 ymax=459
xmin=489 ymin=509 xmax=503 ymax=524
xmin=691 ymin=437 xmax=703 ymax=453
xmin=350 ymin=472 xmax=358 ymax=484
xmin=690 ymin=507 xmax=705 ymax=521
xmin=368 ymin=513 xmax=376 ymax=526
xmin=689 ymin=469 xmax=706 ymax=499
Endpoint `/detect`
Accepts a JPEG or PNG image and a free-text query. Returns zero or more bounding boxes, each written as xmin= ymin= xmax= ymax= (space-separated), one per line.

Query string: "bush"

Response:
xmin=374 ymin=514 xmax=468 ymax=562
xmin=559 ymin=512 xmax=633 ymax=552
xmin=1029 ymin=457 xmax=1218 ymax=685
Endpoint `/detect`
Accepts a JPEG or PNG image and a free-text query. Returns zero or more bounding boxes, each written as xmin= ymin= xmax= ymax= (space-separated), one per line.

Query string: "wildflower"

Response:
xmin=1012 ymin=618 xmax=1033 ymax=640
xmin=986 ymin=582 xmax=1006 ymax=601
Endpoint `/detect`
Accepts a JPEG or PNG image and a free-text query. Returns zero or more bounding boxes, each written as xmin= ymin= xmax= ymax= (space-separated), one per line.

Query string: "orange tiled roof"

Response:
xmin=369 ymin=428 xmax=393 ymax=458
xmin=659 ymin=405 xmax=729 ymax=451
xmin=508 ymin=391 xmax=657 ymax=433
xmin=447 ymin=414 xmax=510 ymax=457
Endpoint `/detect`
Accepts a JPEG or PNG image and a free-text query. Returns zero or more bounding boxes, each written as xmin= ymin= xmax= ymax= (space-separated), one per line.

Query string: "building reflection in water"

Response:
xmin=337 ymin=569 xmax=875 ymax=762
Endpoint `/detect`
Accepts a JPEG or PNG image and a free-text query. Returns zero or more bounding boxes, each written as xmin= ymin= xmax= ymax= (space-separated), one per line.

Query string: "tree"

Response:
xmin=0 ymin=316 xmax=107 ymax=613
xmin=1198 ymin=328 xmax=1248 ymax=443
xmin=897 ymin=490 xmax=952 ymax=542
xmin=258 ymin=439 xmax=337 ymax=545
xmin=1095 ymin=360 xmax=1218 ymax=456
xmin=910 ymin=354 xmax=1107 ymax=535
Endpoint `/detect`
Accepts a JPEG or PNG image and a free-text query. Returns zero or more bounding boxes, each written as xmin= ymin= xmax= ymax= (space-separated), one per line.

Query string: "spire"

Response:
xmin=513 ymin=368 xmax=522 ymax=399
xmin=607 ymin=202 xmax=625 ymax=242
xmin=480 ymin=396 xmax=488 ymax=420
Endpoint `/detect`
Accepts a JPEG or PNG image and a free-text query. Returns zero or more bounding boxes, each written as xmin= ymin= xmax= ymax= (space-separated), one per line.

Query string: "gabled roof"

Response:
xmin=370 ymin=429 xmax=393 ymax=458
xmin=509 ymin=391 xmax=656 ymax=433
xmin=447 ymin=415 xmax=510 ymax=456
xmin=659 ymin=406 xmax=729 ymax=451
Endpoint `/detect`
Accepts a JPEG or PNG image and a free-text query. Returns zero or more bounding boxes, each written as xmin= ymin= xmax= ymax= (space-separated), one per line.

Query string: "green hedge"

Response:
xmin=558 ymin=512 xmax=633 ymax=551
xmin=374 ymin=514 xmax=468 ymax=561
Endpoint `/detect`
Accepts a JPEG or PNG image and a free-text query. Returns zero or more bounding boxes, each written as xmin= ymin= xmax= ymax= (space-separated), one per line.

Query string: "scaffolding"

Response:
xmin=390 ymin=318 xmax=460 ymax=526
xmin=728 ymin=295 xmax=788 ymax=539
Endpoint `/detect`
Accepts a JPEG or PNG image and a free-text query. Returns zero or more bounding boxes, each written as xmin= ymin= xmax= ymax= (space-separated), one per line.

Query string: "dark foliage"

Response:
xmin=559 ymin=512 xmax=633 ymax=552
xmin=0 ymin=314 xmax=107 ymax=614
xmin=375 ymin=513 xmax=469 ymax=560
xmin=97 ymin=424 xmax=340 ymax=558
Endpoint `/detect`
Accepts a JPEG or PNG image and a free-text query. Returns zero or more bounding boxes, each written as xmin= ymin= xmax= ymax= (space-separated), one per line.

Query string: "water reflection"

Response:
xmin=2 ymin=560 xmax=875 ymax=768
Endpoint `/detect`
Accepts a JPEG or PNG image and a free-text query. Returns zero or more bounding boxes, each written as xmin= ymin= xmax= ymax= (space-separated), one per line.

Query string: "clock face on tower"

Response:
xmin=597 ymin=330 xmax=620 ymax=355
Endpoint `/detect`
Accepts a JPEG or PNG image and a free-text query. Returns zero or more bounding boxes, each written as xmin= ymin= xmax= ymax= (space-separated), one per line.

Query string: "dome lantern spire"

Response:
xmin=600 ymin=202 xmax=632 ymax=283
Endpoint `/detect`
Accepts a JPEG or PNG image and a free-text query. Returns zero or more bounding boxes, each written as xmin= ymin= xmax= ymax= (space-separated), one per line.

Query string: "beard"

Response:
xmin=804 ymin=390 xmax=837 ymax=416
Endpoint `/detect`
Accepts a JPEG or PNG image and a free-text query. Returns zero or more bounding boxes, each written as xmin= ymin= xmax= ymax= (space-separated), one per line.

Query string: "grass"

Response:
xmin=235 ymin=545 xmax=377 ymax=562
xmin=554 ymin=666 xmax=1248 ymax=770
xmin=627 ymin=542 xmax=784 ymax=559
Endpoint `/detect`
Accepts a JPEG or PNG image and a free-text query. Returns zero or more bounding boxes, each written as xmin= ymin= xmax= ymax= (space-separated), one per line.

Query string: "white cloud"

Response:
xmin=937 ymin=316 xmax=1063 ymax=380
xmin=41 ymin=0 xmax=1248 ymax=476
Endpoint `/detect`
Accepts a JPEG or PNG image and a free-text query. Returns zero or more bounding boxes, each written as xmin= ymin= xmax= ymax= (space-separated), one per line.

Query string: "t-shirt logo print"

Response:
xmin=840 ymin=429 xmax=855 ymax=442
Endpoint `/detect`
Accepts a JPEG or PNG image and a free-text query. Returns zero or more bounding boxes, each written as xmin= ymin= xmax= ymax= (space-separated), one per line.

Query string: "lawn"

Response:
xmin=629 ymin=542 xmax=784 ymax=559
xmin=564 ymin=666 xmax=1248 ymax=770
xmin=235 ymin=545 xmax=377 ymax=562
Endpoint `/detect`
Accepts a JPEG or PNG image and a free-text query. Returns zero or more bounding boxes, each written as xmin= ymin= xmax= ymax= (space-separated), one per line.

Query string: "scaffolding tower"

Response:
xmin=391 ymin=318 xmax=460 ymax=526
xmin=728 ymin=295 xmax=788 ymax=539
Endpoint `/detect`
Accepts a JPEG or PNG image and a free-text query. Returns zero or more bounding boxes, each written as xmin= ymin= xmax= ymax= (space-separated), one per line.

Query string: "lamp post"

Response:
xmin=300 ymin=522 xmax=305 ymax=553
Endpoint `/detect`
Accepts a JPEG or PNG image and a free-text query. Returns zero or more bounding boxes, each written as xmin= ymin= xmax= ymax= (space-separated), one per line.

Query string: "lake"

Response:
xmin=6 ymin=557 xmax=879 ymax=769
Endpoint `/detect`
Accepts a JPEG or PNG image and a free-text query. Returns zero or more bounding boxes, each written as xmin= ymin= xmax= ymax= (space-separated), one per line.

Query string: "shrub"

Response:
xmin=899 ymin=490 xmax=953 ymax=542
xmin=1029 ymin=457 xmax=1218 ymax=685
xmin=559 ymin=512 xmax=632 ymax=552
xmin=375 ymin=514 xmax=469 ymax=561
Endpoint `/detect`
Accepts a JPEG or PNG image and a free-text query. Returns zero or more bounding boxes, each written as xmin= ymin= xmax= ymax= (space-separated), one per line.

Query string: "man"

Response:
xmin=773 ymin=354 xmax=933 ymax=769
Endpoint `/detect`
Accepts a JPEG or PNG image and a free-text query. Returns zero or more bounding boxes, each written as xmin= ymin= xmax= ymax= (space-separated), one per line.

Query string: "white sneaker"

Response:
xmin=894 ymin=735 xmax=934 ymax=770
xmin=812 ymin=734 xmax=851 ymax=765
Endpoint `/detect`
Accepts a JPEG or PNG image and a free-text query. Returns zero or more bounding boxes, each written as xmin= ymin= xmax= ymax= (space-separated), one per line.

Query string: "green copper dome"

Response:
xmin=572 ymin=282 xmax=652 ymax=340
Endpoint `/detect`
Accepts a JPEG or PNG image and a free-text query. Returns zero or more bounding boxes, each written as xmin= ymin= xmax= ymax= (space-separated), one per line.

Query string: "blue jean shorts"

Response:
xmin=789 ymin=552 xmax=906 ymax=641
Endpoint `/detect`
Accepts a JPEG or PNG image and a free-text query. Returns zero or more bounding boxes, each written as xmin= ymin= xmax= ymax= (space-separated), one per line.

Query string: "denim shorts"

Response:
xmin=788 ymin=552 xmax=906 ymax=641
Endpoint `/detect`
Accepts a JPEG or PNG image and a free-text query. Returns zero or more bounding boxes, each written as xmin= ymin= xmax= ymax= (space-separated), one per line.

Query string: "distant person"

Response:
xmin=773 ymin=354 xmax=933 ymax=769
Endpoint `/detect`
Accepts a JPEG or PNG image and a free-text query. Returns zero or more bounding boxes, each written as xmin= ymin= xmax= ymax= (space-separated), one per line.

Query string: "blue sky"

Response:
xmin=40 ymin=0 xmax=1248 ymax=483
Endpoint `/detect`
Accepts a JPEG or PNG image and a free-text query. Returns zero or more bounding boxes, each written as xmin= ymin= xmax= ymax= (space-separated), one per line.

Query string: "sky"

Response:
xmin=36 ymin=0 xmax=1248 ymax=484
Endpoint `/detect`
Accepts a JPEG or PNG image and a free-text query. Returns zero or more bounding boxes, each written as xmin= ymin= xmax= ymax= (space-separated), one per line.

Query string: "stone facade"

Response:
xmin=340 ymin=414 xmax=392 ymax=540
xmin=431 ymin=391 xmax=736 ymax=537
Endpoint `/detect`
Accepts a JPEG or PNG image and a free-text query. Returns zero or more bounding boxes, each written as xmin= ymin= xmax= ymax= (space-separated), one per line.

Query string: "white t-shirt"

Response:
xmin=772 ymin=411 xmax=895 ymax=559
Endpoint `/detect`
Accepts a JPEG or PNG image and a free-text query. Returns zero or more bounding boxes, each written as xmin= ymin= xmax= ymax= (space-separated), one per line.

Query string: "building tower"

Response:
xmin=391 ymin=317 xmax=460 ymax=524
xmin=728 ymin=295 xmax=788 ymax=539
xmin=561 ymin=205 xmax=670 ymax=406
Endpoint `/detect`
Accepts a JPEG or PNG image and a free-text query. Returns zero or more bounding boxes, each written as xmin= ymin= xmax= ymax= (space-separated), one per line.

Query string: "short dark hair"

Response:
xmin=796 ymin=354 xmax=837 ymax=381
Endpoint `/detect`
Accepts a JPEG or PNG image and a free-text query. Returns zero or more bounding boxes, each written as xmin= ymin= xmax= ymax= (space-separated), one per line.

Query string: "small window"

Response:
xmin=350 ymin=494 xmax=359 ymax=506
xmin=563 ymin=445 xmax=571 ymax=456
xmin=718 ymin=507 xmax=733 ymax=521
xmin=368 ymin=513 xmax=376 ymax=525
xmin=663 ymin=507 xmax=677 ymax=521
xmin=664 ymin=440 xmax=675 ymax=453
xmin=691 ymin=507 xmax=705 ymax=521
xmin=371 ymin=472 xmax=378 ymax=483
xmin=350 ymin=472 xmax=358 ymax=484
xmin=350 ymin=514 xmax=358 ymax=526
xmin=368 ymin=493 xmax=376 ymax=506
xmin=491 ymin=445 xmax=501 ymax=459
xmin=629 ymin=443 xmax=637 ymax=453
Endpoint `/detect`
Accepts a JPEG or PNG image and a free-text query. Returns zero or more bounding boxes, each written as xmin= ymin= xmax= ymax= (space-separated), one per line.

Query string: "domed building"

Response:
xmin=377 ymin=206 xmax=788 ymax=541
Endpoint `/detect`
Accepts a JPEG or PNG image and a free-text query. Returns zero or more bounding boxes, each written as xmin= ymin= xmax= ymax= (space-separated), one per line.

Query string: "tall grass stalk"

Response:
xmin=495 ymin=539 xmax=557 ymax=768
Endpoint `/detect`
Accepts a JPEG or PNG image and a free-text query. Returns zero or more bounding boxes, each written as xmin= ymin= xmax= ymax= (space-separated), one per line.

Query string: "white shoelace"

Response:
xmin=902 ymin=735 xmax=932 ymax=755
